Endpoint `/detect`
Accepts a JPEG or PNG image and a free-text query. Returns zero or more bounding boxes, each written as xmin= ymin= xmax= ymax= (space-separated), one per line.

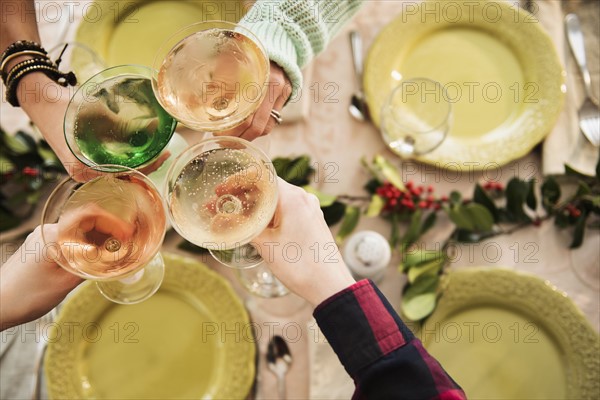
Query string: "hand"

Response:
xmin=0 ymin=226 xmax=83 ymax=331
xmin=251 ymin=179 xmax=356 ymax=306
xmin=217 ymin=62 xmax=292 ymax=141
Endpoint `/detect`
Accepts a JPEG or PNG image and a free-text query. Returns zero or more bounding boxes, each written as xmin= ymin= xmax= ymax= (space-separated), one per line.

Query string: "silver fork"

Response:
xmin=31 ymin=308 xmax=58 ymax=400
xmin=565 ymin=14 xmax=600 ymax=147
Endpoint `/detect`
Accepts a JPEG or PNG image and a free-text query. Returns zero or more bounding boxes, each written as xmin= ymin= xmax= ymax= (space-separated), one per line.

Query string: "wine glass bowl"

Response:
xmin=381 ymin=77 xmax=452 ymax=158
xmin=64 ymin=65 xmax=177 ymax=171
xmin=166 ymin=136 xmax=277 ymax=261
xmin=41 ymin=165 xmax=167 ymax=304
xmin=151 ymin=21 xmax=270 ymax=132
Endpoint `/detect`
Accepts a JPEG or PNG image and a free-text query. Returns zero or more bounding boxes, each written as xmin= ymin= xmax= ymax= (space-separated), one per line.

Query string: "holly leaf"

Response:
xmin=366 ymin=194 xmax=385 ymax=217
xmin=401 ymin=274 xmax=440 ymax=321
xmin=464 ymin=203 xmax=494 ymax=232
xmin=541 ymin=177 xmax=561 ymax=212
xmin=420 ymin=212 xmax=437 ymax=236
xmin=449 ymin=191 xmax=462 ymax=205
xmin=473 ymin=184 xmax=499 ymax=221
xmin=273 ymin=156 xmax=314 ymax=186
xmin=373 ymin=155 xmax=405 ymax=190
xmin=526 ymin=180 xmax=537 ymax=211
xmin=322 ymin=201 xmax=346 ymax=226
xmin=447 ymin=206 xmax=474 ymax=231
xmin=336 ymin=206 xmax=360 ymax=243
xmin=364 ymin=178 xmax=381 ymax=194
xmin=400 ymin=210 xmax=423 ymax=249
xmin=505 ymin=178 xmax=531 ymax=222
xmin=302 ymin=185 xmax=337 ymax=207
xmin=570 ymin=211 xmax=588 ymax=249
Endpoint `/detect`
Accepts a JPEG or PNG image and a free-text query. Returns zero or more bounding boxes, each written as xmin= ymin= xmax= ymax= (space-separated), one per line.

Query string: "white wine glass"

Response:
xmin=64 ymin=65 xmax=178 ymax=171
xmin=381 ymin=77 xmax=452 ymax=158
xmin=165 ymin=136 xmax=288 ymax=297
xmin=41 ymin=165 xmax=167 ymax=304
xmin=151 ymin=20 xmax=270 ymax=132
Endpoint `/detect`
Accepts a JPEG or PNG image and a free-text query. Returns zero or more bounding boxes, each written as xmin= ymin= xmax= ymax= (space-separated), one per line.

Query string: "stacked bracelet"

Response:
xmin=1 ymin=40 xmax=76 ymax=107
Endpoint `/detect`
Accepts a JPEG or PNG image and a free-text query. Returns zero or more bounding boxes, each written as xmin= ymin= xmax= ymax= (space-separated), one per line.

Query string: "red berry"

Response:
xmin=571 ymin=208 xmax=582 ymax=218
xmin=418 ymin=201 xmax=428 ymax=209
xmin=441 ymin=195 xmax=449 ymax=202
xmin=427 ymin=185 xmax=434 ymax=193
xmin=406 ymin=181 xmax=414 ymax=189
xmin=389 ymin=198 xmax=398 ymax=207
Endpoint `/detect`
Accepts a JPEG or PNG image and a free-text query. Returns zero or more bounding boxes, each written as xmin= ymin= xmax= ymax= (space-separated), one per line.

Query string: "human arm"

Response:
xmin=0 ymin=226 xmax=82 ymax=331
xmin=223 ymin=0 xmax=364 ymax=140
xmin=252 ymin=179 xmax=465 ymax=399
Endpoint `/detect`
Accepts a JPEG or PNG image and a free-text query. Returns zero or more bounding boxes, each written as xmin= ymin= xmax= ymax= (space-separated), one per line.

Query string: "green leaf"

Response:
xmin=0 ymin=155 xmax=15 ymax=173
xmin=401 ymin=293 xmax=437 ymax=321
xmin=575 ymin=181 xmax=592 ymax=197
xmin=449 ymin=191 xmax=462 ymax=205
xmin=420 ymin=212 xmax=437 ymax=236
xmin=541 ymin=177 xmax=561 ymax=212
xmin=463 ymin=203 xmax=494 ymax=232
xmin=374 ymin=155 xmax=405 ymax=190
xmin=177 ymin=240 xmax=209 ymax=254
xmin=407 ymin=259 xmax=444 ymax=284
xmin=447 ymin=206 xmax=475 ymax=231
xmin=336 ymin=206 xmax=360 ymax=243
xmin=505 ymin=178 xmax=531 ymax=222
xmin=565 ymin=164 xmax=594 ymax=179
xmin=401 ymin=274 xmax=440 ymax=321
xmin=322 ymin=201 xmax=346 ymax=226
xmin=273 ymin=156 xmax=314 ymax=186
xmin=570 ymin=211 xmax=588 ymax=249
xmin=473 ymin=184 xmax=499 ymax=221
xmin=401 ymin=249 xmax=445 ymax=271
xmin=3 ymin=131 xmax=31 ymax=154
xmin=364 ymin=178 xmax=382 ymax=194
xmin=366 ymin=194 xmax=385 ymax=217
xmin=401 ymin=210 xmax=423 ymax=248
xmin=526 ymin=180 xmax=537 ymax=211
xmin=302 ymin=185 xmax=337 ymax=207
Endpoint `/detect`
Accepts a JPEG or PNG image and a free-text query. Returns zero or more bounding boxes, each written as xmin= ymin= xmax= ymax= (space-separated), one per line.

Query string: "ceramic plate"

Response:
xmin=364 ymin=1 xmax=565 ymax=169
xmin=45 ymin=253 xmax=255 ymax=399
xmin=420 ymin=268 xmax=599 ymax=399
xmin=75 ymin=0 xmax=247 ymax=68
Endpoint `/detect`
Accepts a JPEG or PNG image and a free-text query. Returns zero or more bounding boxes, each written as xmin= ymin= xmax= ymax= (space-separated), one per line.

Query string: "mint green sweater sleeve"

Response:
xmin=240 ymin=0 xmax=364 ymax=97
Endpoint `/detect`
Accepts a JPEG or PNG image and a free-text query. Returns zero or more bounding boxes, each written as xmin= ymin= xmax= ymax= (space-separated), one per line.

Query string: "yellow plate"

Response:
xmin=75 ymin=0 xmax=248 ymax=68
xmin=419 ymin=268 xmax=599 ymax=399
xmin=364 ymin=0 xmax=565 ymax=170
xmin=45 ymin=253 xmax=255 ymax=399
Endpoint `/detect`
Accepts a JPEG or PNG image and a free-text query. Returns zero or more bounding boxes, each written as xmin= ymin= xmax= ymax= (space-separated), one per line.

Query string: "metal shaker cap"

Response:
xmin=343 ymin=230 xmax=391 ymax=281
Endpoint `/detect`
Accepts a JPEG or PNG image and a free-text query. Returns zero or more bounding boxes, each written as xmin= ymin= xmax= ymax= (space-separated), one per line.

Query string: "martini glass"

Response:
xmin=165 ymin=136 xmax=288 ymax=297
xmin=151 ymin=20 xmax=270 ymax=132
xmin=64 ymin=65 xmax=178 ymax=171
xmin=41 ymin=165 xmax=167 ymax=304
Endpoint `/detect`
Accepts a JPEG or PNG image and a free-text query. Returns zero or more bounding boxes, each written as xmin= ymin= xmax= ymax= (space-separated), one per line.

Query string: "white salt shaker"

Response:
xmin=342 ymin=231 xmax=391 ymax=282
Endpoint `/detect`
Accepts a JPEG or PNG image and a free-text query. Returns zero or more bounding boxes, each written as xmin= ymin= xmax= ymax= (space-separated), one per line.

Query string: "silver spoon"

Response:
xmin=349 ymin=31 xmax=370 ymax=122
xmin=267 ymin=335 xmax=292 ymax=400
xmin=565 ymin=14 xmax=600 ymax=147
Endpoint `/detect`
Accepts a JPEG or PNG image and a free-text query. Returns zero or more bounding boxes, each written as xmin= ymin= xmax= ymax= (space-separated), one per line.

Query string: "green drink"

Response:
xmin=65 ymin=65 xmax=177 ymax=169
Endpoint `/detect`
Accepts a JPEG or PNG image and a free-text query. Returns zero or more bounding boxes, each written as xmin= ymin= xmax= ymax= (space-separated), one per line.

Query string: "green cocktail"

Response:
xmin=65 ymin=65 xmax=177 ymax=169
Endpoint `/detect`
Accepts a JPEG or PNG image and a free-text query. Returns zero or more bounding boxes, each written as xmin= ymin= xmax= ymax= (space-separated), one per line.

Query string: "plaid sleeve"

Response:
xmin=313 ymin=280 xmax=466 ymax=400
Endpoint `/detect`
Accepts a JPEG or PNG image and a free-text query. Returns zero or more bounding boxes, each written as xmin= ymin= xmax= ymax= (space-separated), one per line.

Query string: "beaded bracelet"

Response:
xmin=5 ymin=60 xmax=76 ymax=107
xmin=0 ymin=40 xmax=47 ymax=64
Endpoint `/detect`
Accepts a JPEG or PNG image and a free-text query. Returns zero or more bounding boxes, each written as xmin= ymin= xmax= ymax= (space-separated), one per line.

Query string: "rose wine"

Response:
xmin=156 ymin=29 xmax=268 ymax=130
xmin=168 ymin=148 xmax=277 ymax=249
xmin=73 ymin=77 xmax=176 ymax=167
xmin=57 ymin=175 xmax=166 ymax=278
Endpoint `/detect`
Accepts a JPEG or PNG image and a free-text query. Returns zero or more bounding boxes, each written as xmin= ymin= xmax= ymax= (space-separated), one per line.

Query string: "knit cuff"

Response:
xmin=240 ymin=19 xmax=303 ymax=101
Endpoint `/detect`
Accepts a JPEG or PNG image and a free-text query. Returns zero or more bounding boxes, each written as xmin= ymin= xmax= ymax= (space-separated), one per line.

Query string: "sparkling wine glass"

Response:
xmin=41 ymin=165 xmax=167 ymax=304
xmin=381 ymin=78 xmax=452 ymax=158
xmin=151 ymin=20 xmax=270 ymax=132
xmin=166 ymin=136 xmax=288 ymax=297
xmin=64 ymin=65 xmax=178 ymax=171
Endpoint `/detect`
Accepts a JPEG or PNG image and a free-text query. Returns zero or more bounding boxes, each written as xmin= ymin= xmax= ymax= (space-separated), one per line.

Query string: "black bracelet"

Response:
xmin=4 ymin=57 xmax=54 ymax=84
xmin=5 ymin=60 xmax=76 ymax=107
xmin=0 ymin=40 xmax=46 ymax=65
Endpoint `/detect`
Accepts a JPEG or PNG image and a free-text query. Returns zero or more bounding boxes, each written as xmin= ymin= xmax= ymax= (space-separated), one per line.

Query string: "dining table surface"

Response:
xmin=1 ymin=0 xmax=599 ymax=399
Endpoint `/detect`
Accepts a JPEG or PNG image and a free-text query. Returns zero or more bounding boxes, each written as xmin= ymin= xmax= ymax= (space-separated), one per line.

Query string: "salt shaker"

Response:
xmin=342 ymin=231 xmax=391 ymax=282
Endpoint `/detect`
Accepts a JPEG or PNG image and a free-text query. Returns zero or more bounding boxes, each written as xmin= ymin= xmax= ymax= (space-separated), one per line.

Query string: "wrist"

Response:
xmin=306 ymin=263 xmax=356 ymax=307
